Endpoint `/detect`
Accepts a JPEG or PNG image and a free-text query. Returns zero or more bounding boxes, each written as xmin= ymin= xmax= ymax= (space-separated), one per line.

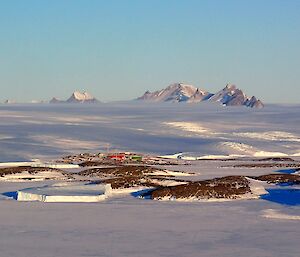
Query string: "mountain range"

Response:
xmin=5 ymin=84 xmax=263 ymax=108
xmin=137 ymin=83 xmax=264 ymax=108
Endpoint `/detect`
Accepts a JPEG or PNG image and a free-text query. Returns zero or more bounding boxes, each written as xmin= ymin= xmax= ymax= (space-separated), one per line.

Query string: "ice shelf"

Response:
xmin=17 ymin=183 xmax=111 ymax=202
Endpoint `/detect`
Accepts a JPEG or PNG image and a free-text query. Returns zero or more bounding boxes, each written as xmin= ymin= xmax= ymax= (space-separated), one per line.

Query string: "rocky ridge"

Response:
xmin=137 ymin=83 xmax=264 ymax=108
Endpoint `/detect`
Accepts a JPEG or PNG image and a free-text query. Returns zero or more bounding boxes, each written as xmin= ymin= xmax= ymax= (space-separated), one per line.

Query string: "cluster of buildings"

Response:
xmin=61 ymin=152 xmax=144 ymax=164
xmin=60 ymin=151 xmax=184 ymax=165
xmin=106 ymin=153 xmax=142 ymax=162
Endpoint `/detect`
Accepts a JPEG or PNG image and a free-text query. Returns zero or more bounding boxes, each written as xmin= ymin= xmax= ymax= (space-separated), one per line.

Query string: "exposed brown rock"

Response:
xmin=144 ymin=176 xmax=251 ymax=200
xmin=100 ymin=176 xmax=159 ymax=189
xmin=79 ymin=161 xmax=107 ymax=167
xmin=0 ymin=166 xmax=75 ymax=181
xmin=253 ymin=174 xmax=300 ymax=185
xmin=79 ymin=165 xmax=168 ymax=177
xmin=0 ymin=166 xmax=64 ymax=177
xmin=257 ymin=157 xmax=295 ymax=162
xmin=231 ymin=163 xmax=300 ymax=168
xmin=99 ymin=175 xmax=187 ymax=190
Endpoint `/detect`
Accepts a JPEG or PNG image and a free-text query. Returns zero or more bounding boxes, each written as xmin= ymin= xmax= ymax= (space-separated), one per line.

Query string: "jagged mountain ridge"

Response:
xmin=137 ymin=83 xmax=264 ymax=108
xmin=50 ymin=91 xmax=99 ymax=104
xmin=139 ymin=83 xmax=197 ymax=102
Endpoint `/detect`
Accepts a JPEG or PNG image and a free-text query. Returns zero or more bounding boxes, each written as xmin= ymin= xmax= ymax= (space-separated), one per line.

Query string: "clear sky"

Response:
xmin=0 ymin=0 xmax=299 ymax=103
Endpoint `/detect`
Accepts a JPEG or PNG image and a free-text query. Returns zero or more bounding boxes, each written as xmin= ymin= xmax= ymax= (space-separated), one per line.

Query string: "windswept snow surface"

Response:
xmin=262 ymin=209 xmax=300 ymax=220
xmin=163 ymin=122 xmax=213 ymax=135
xmin=1 ymin=103 xmax=300 ymax=161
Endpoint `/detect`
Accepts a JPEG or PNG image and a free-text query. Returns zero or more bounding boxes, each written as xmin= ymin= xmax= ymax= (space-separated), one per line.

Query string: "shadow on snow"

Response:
xmin=274 ymin=168 xmax=300 ymax=174
xmin=261 ymin=188 xmax=300 ymax=206
xmin=2 ymin=191 xmax=18 ymax=200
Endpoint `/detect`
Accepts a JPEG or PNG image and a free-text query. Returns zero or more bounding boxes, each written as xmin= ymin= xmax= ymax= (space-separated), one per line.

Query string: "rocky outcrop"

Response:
xmin=187 ymin=88 xmax=213 ymax=103
xmin=0 ymin=166 xmax=73 ymax=181
xmin=143 ymin=176 xmax=251 ymax=200
xmin=79 ymin=165 xmax=161 ymax=177
xmin=245 ymin=96 xmax=264 ymax=108
xmin=253 ymin=174 xmax=300 ymax=185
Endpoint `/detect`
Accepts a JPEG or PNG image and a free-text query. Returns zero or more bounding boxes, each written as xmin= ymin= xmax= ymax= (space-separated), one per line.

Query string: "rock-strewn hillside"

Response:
xmin=0 ymin=166 xmax=74 ymax=181
xmin=142 ymin=176 xmax=252 ymax=200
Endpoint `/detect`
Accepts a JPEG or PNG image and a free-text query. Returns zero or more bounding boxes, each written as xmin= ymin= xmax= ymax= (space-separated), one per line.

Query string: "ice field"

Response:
xmin=1 ymin=102 xmax=300 ymax=162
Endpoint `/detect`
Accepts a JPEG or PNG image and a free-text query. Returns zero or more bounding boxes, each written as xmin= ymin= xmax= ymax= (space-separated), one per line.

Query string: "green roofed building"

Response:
xmin=130 ymin=155 xmax=142 ymax=161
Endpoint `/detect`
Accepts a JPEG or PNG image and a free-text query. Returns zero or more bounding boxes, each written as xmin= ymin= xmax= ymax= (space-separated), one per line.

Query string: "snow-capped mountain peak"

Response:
xmin=206 ymin=84 xmax=264 ymax=107
xmin=224 ymin=83 xmax=236 ymax=90
xmin=50 ymin=91 xmax=99 ymax=104
xmin=138 ymin=83 xmax=205 ymax=102
xmin=71 ymin=91 xmax=94 ymax=101
xmin=137 ymin=83 xmax=264 ymax=108
xmin=66 ymin=91 xmax=99 ymax=103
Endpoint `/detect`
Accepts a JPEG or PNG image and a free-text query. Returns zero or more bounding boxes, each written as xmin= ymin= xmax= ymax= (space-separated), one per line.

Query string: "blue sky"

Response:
xmin=0 ymin=0 xmax=299 ymax=103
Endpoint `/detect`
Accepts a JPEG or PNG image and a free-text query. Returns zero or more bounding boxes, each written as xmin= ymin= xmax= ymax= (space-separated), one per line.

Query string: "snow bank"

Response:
xmin=196 ymin=154 xmax=246 ymax=160
xmin=233 ymin=131 xmax=300 ymax=142
xmin=17 ymin=183 xmax=111 ymax=202
xmin=146 ymin=169 xmax=193 ymax=177
xmin=245 ymin=178 xmax=268 ymax=198
xmin=163 ymin=122 xmax=210 ymax=134
xmin=197 ymin=141 xmax=290 ymax=159
xmin=0 ymin=162 xmax=37 ymax=168
xmin=158 ymin=153 xmax=183 ymax=159
xmin=262 ymin=209 xmax=300 ymax=220
xmin=31 ymin=163 xmax=80 ymax=169
xmin=0 ymin=170 xmax=69 ymax=182
xmin=0 ymin=161 xmax=79 ymax=169
xmin=253 ymin=151 xmax=288 ymax=157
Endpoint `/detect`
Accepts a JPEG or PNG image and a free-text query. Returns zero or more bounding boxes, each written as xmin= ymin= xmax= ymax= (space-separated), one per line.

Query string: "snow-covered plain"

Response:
xmin=1 ymin=102 xmax=300 ymax=161
xmin=0 ymin=102 xmax=299 ymax=256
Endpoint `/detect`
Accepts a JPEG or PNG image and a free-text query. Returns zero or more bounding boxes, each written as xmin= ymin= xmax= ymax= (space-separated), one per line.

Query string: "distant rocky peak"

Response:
xmin=50 ymin=91 xmax=99 ymax=104
xmin=71 ymin=91 xmax=93 ymax=100
xmin=225 ymin=83 xmax=236 ymax=90
xmin=245 ymin=96 xmax=264 ymax=108
xmin=49 ymin=97 xmax=63 ymax=104
xmin=67 ymin=91 xmax=98 ymax=103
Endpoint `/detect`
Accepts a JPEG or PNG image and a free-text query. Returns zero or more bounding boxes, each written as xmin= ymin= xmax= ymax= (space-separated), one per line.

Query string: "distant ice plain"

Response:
xmin=1 ymin=102 xmax=300 ymax=161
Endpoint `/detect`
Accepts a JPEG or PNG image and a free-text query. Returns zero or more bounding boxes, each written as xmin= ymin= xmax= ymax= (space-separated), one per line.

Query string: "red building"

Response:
xmin=107 ymin=154 xmax=126 ymax=161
